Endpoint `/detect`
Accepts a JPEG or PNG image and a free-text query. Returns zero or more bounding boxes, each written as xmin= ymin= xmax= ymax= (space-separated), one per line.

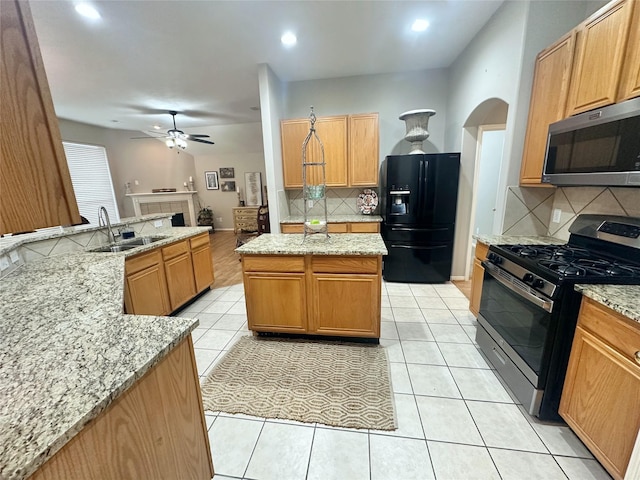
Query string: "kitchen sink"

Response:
xmin=90 ymin=235 xmax=169 ymax=253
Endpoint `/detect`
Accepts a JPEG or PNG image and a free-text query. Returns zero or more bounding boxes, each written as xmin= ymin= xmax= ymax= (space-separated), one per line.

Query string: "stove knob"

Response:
xmin=523 ymin=273 xmax=534 ymax=284
xmin=532 ymin=279 xmax=545 ymax=289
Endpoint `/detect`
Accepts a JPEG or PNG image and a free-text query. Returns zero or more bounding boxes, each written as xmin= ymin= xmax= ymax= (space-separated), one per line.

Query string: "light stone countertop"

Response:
xmin=280 ymin=214 xmax=382 ymax=224
xmin=0 ymin=230 xmax=206 ymax=479
xmin=574 ymin=284 xmax=640 ymax=323
xmin=473 ymin=234 xmax=566 ymax=246
xmin=236 ymin=233 xmax=388 ymax=256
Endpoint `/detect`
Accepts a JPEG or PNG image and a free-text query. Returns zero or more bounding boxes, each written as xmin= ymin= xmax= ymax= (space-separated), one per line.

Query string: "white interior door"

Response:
xmin=473 ymin=127 xmax=505 ymax=237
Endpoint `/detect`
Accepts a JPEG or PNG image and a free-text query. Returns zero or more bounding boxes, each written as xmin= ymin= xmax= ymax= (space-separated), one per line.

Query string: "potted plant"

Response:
xmin=197 ymin=206 xmax=215 ymax=231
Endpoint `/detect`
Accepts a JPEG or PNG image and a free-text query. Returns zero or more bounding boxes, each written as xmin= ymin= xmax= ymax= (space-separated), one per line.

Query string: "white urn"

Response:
xmin=399 ymin=109 xmax=436 ymax=154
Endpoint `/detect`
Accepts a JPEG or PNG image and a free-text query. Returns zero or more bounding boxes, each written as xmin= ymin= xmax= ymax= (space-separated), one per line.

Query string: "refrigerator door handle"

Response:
xmin=390 ymin=244 xmax=449 ymax=250
xmin=389 ymin=226 xmax=449 ymax=232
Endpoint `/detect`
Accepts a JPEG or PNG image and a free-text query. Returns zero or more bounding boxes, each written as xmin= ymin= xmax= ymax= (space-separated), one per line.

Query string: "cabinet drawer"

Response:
xmin=162 ymin=240 xmax=189 ymax=260
xmin=312 ymin=256 xmax=379 ymax=274
xmin=242 ymin=255 xmax=305 ymax=273
xmin=281 ymin=224 xmax=303 ymax=233
xmin=234 ymin=207 xmax=259 ymax=216
xmin=350 ymin=222 xmax=380 ymax=233
xmin=235 ymin=214 xmax=258 ymax=222
xmin=579 ymin=297 xmax=640 ymax=363
xmin=125 ymin=249 xmax=162 ymax=275
xmin=189 ymin=233 xmax=209 ymax=250
xmin=328 ymin=223 xmax=348 ymax=233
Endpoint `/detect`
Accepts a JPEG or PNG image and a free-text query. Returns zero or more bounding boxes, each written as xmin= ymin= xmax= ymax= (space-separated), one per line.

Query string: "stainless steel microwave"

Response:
xmin=542 ymin=97 xmax=640 ymax=186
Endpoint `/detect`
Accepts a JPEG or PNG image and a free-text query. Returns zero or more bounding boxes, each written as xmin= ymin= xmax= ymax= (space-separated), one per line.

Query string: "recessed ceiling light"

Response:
xmin=411 ymin=19 xmax=429 ymax=32
xmin=153 ymin=125 xmax=162 ymax=130
xmin=75 ymin=3 xmax=101 ymax=20
xmin=281 ymin=32 xmax=297 ymax=47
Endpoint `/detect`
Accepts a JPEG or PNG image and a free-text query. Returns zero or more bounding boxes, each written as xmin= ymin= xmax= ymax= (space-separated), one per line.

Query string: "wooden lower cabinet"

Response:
xmin=242 ymin=254 xmax=382 ymax=338
xmin=124 ymin=234 xmax=213 ymax=315
xmin=280 ymin=222 xmax=380 ymax=234
xmin=162 ymin=240 xmax=196 ymax=311
xmin=190 ymin=233 xmax=215 ymax=293
xmin=32 ymin=337 xmax=214 ymax=480
xmin=559 ymin=297 xmax=640 ymax=480
xmin=469 ymin=241 xmax=489 ymax=316
xmin=311 ymin=274 xmax=380 ymax=337
xmin=124 ymin=250 xmax=170 ymax=316
xmin=244 ymin=272 xmax=308 ymax=333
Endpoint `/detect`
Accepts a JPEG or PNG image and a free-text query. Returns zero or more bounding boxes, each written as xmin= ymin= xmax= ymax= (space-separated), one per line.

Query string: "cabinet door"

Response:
xmin=192 ymin=245 xmax=214 ymax=293
xmin=349 ymin=113 xmax=379 ymax=186
xmin=310 ymin=273 xmax=380 ymax=338
xmin=560 ymin=326 xmax=640 ymax=480
xmin=313 ymin=116 xmax=348 ymax=187
xmin=165 ymin=253 xmax=197 ymax=311
xmin=349 ymin=222 xmax=380 ymax=233
xmin=469 ymin=258 xmax=485 ymax=317
xmin=617 ymin=0 xmax=640 ymax=101
xmin=125 ymin=264 xmax=170 ymax=315
xmin=566 ymin=0 xmax=634 ymax=115
xmin=243 ymin=272 xmax=307 ymax=333
xmin=1 ymin=0 xmax=80 ymax=234
xmin=469 ymin=242 xmax=489 ymax=316
xmin=520 ymin=32 xmax=575 ymax=185
xmin=281 ymin=119 xmax=309 ymax=188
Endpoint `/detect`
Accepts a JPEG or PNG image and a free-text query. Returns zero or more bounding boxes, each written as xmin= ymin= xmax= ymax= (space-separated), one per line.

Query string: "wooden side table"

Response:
xmin=233 ymin=206 xmax=259 ymax=233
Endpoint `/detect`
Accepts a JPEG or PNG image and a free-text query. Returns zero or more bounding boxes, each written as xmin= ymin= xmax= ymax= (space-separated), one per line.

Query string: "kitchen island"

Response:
xmin=236 ymin=233 xmax=387 ymax=339
xmin=0 ymin=225 xmax=214 ymax=479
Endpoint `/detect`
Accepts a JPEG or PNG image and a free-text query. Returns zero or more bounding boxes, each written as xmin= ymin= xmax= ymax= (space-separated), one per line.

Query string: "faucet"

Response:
xmin=98 ymin=206 xmax=118 ymax=244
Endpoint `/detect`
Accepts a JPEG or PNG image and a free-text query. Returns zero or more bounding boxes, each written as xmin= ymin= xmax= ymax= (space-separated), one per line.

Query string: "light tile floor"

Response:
xmin=180 ymin=281 xmax=611 ymax=480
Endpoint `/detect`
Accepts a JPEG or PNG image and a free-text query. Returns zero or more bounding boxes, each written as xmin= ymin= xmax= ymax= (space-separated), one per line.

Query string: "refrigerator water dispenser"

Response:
xmin=389 ymin=188 xmax=410 ymax=215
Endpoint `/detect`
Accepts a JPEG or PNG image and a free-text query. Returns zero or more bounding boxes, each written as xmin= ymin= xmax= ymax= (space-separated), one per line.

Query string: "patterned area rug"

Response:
xmin=201 ymin=336 xmax=396 ymax=430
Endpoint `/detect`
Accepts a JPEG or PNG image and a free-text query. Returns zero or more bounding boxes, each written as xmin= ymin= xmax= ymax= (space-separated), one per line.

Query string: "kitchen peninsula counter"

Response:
xmin=0 ymin=233 xmax=213 ymax=478
xmin=237 ymin=233 xmax=387 ymax=339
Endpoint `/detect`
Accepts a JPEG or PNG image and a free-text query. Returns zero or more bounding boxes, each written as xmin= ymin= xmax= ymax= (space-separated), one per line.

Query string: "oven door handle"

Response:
xmin=484 ymin=263 xmax=554 ymax=313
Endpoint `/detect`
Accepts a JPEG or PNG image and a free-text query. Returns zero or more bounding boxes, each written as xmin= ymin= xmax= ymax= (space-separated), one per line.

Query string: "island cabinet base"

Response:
xmin=31 ymin=337 xmax=214 ymax=480
xmin=242 ymin=255 xmax=382 ymax=338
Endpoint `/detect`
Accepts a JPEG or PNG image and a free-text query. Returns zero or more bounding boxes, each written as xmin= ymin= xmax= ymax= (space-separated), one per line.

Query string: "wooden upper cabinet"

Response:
xmin=617 ymin=0 xmax=640 ymax=101
xmin=0 ymin=0 xmax=80 ymax=234
xmin=566 ymin=0 xmax=635 ymax=116
xmin=281 ymin=113 xmax=379 ymax=188
xmin=349 ymin=113 xmax=379 ymax=187
xmin=520 ymin=32 xmax=576 ymax=185
xmin=281 ymin=119 xmax=309 ymax=188
xmin=315 ymin=116 xmax=348 ymax=187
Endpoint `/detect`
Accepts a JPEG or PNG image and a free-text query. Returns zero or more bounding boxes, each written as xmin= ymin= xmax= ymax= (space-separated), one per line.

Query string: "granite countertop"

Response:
xmin=281 ymin=214 xmax=382 ymax=224
xmin=236 ymin=233 xmax=388 ymax=256
xmin=0 ymin=213 xmax=176 ymax=256
xmin=0 ymin=236 xmax=202 ymax=478
xmin=574 ymin=284 xmax=640 ymax=323
xmin=473 ymin=234 xmax=566 ymax=246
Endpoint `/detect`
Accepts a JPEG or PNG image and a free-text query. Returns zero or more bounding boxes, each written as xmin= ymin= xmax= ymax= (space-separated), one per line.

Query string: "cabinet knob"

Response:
xmin=635 ymin=351 xmax=640 ymax=365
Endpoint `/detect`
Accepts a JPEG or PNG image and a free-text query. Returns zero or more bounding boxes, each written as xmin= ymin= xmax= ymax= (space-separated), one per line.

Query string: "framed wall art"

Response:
xmin=245 ymin=172 xmax=263 ymax=206
xmin=205 ymin=171 xmax=219 ymax=190
xmin=221 ymin=181 xmax=236 ymax=192
xmin=219 ymin=167 xmax=235 ymax=179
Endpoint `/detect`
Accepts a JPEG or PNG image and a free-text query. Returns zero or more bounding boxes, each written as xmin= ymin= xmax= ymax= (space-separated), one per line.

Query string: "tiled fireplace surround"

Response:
xmin=288 ymin=186 xmax=640 ymax=241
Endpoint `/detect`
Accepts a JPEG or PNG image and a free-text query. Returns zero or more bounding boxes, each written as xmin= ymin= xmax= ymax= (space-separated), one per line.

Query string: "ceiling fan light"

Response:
xmin=177 ymin=138 xmax=187 ymax=149
xmin=166 ymin=138 xmax=176 ymax=148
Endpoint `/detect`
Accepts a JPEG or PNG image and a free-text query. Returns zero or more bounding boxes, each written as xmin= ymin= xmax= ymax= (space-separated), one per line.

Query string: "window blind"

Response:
xmin=62 ymin=142 xmax=120 ymax=225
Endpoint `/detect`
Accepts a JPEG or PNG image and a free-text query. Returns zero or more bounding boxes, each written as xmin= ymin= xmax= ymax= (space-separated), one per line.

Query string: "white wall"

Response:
xmin=58 ymin=119 xmax=196 ymax=219
xmin=258 ymin=63 xmax=286 ymax=231
xmin=192 ymin=122 xmax=265 ymax=230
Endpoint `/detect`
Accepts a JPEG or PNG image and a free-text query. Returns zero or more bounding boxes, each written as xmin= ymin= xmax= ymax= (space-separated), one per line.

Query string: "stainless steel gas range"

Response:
xmin=476 ymin=214 xmax=640 ymax=422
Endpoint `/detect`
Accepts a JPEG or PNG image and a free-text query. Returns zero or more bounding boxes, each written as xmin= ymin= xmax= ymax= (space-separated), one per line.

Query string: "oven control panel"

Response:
xmin=485 ymin=252 xmax=557 ymax=298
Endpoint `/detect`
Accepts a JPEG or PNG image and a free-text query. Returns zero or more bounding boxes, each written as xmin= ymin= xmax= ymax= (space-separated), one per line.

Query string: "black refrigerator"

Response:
xmin=381 ymin=153 xmax=460 ymax=283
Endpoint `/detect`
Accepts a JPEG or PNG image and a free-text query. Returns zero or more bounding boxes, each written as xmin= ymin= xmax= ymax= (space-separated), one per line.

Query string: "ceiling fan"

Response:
xmin=132 ymin=110 xmax=214 ymax=149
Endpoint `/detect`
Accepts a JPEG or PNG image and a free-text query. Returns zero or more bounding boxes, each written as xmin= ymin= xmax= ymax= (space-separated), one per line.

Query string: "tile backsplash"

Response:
xmin=502 ymin=186 xmax=640 ymax=240
xmin=287 ymin=188 xmax=378 ymax=217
